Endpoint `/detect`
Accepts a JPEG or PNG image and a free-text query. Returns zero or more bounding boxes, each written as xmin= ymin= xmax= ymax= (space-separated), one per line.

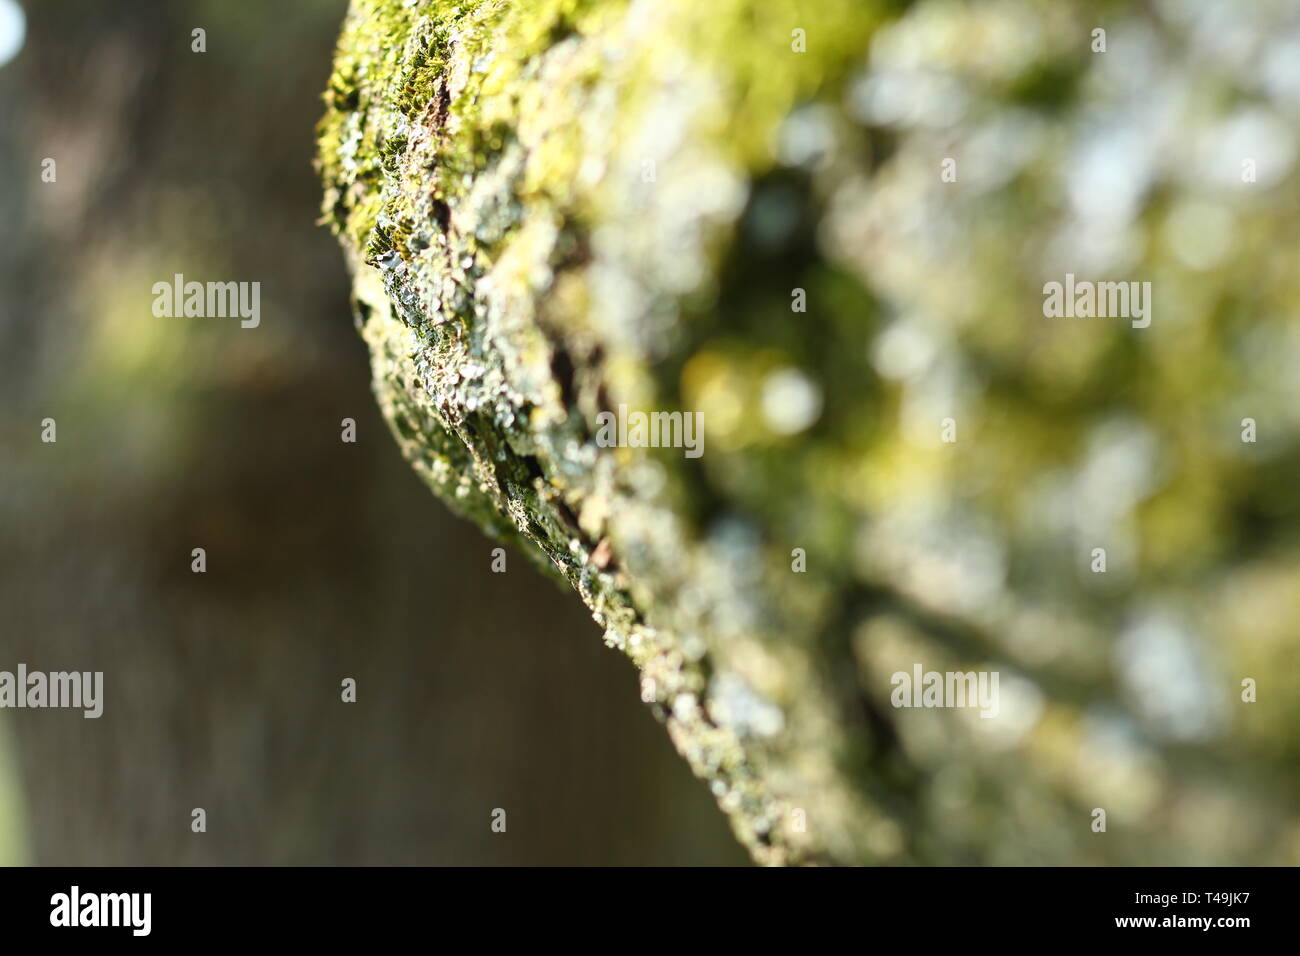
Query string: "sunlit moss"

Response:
xmin=319 ymin=0 xmax=1300 ymax=864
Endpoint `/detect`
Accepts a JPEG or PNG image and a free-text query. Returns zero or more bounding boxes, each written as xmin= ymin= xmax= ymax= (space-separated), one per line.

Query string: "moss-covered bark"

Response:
xmin=319 ymin=0 xmax=1300 ymax=865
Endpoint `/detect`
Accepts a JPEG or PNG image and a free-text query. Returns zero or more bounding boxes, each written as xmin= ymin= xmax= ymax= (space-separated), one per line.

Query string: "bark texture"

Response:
xmin=319 ymin=0 xmax=1300 ymax=865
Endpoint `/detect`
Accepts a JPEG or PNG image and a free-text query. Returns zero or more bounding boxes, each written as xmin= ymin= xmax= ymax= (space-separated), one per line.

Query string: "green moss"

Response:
xmin=320 ymin=0 xmax=1300 ymax=866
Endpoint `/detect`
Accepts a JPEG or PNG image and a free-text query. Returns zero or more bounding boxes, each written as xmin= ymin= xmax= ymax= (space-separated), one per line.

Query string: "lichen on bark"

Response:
xmin=320 ymin=0 xmax=1300 ymax=865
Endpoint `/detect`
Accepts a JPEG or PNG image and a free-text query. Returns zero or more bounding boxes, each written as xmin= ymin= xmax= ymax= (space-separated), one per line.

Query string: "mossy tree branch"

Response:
xmin=319 ymin=0 xmax=1300 ymax=865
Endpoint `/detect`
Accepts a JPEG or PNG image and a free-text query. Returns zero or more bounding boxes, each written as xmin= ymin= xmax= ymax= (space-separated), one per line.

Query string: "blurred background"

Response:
xmin=0 ymin=0 xmax=745 ymax=865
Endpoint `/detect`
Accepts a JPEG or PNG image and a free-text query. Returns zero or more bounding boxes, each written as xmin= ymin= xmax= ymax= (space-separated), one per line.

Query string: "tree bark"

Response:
xmin=319 ymin=0 xmax=1300 ymax=865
